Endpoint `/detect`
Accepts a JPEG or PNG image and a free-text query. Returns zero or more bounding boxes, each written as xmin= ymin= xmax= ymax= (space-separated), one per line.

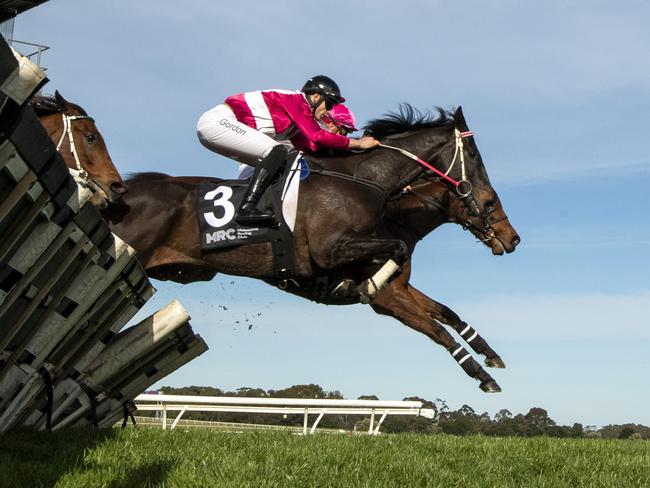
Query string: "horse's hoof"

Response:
xmin=358 ymin=291 xmax=371 ymax=304
xmin=331 ymin=279 xmax=359 ymax=298
xmin=480 ymin=380 xmax=502 ymax=393
xmin=357 ymin=280 xmax=376 ymax=304
xmin=485 ymin=357 xmax=506 ymax=369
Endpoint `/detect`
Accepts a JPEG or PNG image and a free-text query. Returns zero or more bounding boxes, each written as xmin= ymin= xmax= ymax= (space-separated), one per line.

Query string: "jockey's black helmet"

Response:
xmin=302 ymin=75 xmax=345 ymax=107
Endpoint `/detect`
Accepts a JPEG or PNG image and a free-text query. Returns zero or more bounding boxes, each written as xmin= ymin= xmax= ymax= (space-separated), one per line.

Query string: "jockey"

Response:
xmin=197 ymin=75 xmax=379 ymax=226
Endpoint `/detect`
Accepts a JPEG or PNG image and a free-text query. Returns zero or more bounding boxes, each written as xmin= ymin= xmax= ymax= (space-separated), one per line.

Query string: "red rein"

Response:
xmin=380 ymin=130 xmax=474 ymax=189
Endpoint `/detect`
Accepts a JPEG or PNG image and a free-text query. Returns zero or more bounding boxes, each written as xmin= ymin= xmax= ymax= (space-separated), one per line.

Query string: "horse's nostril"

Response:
xmin=512 ymin=235 xmax=521 ymax=247
xmin=110 ymin=182 xmax=128 ymax=195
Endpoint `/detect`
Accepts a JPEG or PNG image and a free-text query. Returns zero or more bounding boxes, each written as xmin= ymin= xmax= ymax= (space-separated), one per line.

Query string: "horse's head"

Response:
xmin=367 ymin=105 xmax=520 ymax=256
xmin=32 ymin=91 xmax=128 ymax=209
xmin=442 ymin=107 xmax=520 ymax=255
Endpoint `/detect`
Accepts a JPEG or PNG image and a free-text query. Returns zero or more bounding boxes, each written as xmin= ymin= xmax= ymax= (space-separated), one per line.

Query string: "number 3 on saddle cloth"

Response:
xmin=197 ymin=152 xmax=309 ymax=284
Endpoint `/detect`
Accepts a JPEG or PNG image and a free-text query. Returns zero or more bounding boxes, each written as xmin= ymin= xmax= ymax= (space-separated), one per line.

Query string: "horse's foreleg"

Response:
xmin=408 ymin=285 xmax=505 ymax=369
xmin=371 ymin=283 xmax=501 ymax=393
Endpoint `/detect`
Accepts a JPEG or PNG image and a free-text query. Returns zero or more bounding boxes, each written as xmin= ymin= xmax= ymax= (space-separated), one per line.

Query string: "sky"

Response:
xmin=11 ymin=0 xmax=650 ymax=427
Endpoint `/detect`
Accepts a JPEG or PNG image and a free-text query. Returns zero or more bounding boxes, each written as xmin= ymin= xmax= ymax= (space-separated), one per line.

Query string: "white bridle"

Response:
xmin=443 ymin=129 xmax=474 ymax=192
xmin=55 ymin=112 xmax=95 ymax=183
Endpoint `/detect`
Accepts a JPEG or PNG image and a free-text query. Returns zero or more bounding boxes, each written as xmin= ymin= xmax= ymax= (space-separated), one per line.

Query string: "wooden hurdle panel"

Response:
xmin=0 ymin=38 xmax=147 ymax=428
xmin=0 ymin=232 xmax=154 ymax=430
xmin=0 ymin=38 xmax=76 ymax=269
xmin=75 ymin=301 xmax=208 ymax=429
xmin=28 ymin=301 xmax=208 ymax=430
xmin=44 ymin=332 xmax=208 ymax=430
xmin=0 ymin=113 xmax=81 ymax=305
xmin=0 ymin=178 xmax=138 ymax=388
xmin=78 ymin=328 xmax=208 ymax=430
xmin=0 ymin=38 xmax=84 ymax=427
xmin=0 ymin=37 xmax=209 ymax=431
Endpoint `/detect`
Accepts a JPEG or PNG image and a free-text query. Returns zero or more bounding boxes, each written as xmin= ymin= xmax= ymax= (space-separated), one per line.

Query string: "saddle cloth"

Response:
xmin=198 ymin=153 xmax=306 ymax=251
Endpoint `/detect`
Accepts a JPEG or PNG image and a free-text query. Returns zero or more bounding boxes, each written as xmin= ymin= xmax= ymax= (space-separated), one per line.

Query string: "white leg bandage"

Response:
xmin=359 ymin=259 xmax=400 ymax=303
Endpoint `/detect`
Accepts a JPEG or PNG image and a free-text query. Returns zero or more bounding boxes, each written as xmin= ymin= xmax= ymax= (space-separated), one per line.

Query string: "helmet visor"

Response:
xmin=324 ymin=95 xmax=342 ymax=111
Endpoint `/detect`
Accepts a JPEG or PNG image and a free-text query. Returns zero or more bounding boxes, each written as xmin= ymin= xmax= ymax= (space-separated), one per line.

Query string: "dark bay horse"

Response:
xmin=32 ymin=91 xmax=127 ymax=208
xmin=104 ymin=106 xmax=520 ymax=391
xmin=283 ymin=106 xmax=519 ymax=391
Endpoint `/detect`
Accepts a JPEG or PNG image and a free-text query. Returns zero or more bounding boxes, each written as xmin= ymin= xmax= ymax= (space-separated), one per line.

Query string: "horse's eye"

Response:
xmin=85 ymin=133 xmax=97 ymax=143
xmin=485 ymin=200 xmax=496 ymax=212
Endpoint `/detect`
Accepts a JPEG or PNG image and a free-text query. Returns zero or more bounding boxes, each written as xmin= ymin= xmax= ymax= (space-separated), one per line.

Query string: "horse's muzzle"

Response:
xmin=490 ymin=232 xmax=520 ymax=255
xmin=500 ymin=234 xmax=521 ymax=254
xmin=110 ymin=181 xmax=128 ymax=196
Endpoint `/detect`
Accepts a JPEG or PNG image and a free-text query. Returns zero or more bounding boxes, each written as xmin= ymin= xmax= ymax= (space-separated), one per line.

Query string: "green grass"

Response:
xmin=0 ymin=428 xmax=648 ymax=487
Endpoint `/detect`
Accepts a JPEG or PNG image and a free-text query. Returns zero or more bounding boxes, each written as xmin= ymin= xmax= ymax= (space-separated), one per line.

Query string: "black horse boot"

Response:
xmin=235 ymin=145 xmax=288 ymax=227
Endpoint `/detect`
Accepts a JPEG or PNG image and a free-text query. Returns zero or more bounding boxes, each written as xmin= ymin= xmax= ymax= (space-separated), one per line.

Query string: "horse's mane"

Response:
xmin=364 ymin=104 xmax=453 ymax=138
xmin=30 ymin=94 xmax=89 ymax=117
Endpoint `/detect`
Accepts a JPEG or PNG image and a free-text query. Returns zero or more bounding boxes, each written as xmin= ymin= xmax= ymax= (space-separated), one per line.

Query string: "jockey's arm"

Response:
xmin=292 ymin=109 xmax=380 ymax=151
xmin=347 ymin=136 xmax=380 ymax=150
xmin=284 ymin=95 xmax=380 ymax=152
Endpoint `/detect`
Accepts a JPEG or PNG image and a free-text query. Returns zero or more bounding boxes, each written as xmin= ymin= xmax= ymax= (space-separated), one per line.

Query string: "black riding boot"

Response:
xmin=235 ymin=145 xmax=288 ymax=227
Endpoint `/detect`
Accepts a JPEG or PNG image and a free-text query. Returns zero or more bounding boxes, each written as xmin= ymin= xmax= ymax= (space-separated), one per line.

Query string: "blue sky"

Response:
xmin=13 ymin=1 xmax=650 ymax=427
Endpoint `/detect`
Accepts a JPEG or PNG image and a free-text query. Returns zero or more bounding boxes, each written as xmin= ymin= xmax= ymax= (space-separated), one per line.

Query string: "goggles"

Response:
xmin=325 ymin=96 xmax=339 ymax=111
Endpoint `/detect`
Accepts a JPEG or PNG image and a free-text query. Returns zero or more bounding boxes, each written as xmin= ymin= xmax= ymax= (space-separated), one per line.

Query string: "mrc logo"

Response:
xmin=205 ymin=228 xmax=236 ymax=244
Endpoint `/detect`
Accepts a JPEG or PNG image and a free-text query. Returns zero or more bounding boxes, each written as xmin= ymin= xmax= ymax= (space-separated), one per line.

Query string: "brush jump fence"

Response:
xmin=134 ymin=394 xmax=437 ymax=436
xmin=0 ymin=34 xmax=207 ymax=431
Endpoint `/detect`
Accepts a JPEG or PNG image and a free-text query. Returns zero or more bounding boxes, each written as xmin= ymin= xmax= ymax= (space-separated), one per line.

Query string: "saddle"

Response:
xmin=197 ymin=154 xmax=307 ymax=283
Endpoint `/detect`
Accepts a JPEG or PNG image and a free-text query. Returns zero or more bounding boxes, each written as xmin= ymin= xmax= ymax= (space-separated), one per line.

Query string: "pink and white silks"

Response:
xmin=197 ymin=89 xmax=350 ymax=178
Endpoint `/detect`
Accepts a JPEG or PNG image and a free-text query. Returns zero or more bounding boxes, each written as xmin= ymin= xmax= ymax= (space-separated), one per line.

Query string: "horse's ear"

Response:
xmin=54 ymin=90 xmax=70 ymax=108
xmin=453 ymin=106 xmax=469 ymax=131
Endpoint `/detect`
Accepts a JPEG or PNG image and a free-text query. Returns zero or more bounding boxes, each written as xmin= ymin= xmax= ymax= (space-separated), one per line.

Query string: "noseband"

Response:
xmin=55 ymin=112 xmax=95 ymax=185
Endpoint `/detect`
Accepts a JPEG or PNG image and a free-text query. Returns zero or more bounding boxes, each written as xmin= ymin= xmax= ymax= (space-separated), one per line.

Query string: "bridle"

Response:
xmin=380 ymin=128 xmax=478 ymax=211
xmin=55 ymin=112 xmax=95 ymax=185
xmin=395 ymin=180 xmax=509 ymax=245
xmin=382 ymin=129 xmax=510 ymax=244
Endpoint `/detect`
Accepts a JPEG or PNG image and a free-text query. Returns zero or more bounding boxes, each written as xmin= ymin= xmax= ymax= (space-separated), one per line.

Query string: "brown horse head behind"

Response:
xmin=32 ymin=91 xmax=127 ymax=208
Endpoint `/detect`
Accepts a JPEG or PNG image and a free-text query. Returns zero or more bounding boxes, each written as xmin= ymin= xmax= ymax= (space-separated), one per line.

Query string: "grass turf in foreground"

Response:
xmin=0 ymin=428 xmax=648 ymax=487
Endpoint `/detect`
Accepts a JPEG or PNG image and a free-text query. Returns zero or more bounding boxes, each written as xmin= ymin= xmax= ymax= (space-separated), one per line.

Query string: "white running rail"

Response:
xmin=134 ymin=393 xmax=436 ymax=436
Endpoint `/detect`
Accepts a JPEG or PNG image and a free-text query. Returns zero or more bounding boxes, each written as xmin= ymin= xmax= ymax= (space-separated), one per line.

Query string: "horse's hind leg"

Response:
xmin=310 ymin=234 xmax=409 ymax=300
xmin=371 ymin=282 xmax=501 ymax=393
xmin=408 ymin=286 xmax=505 ymax=369
xmin=322 ymin=235 xmax=408 ymax=268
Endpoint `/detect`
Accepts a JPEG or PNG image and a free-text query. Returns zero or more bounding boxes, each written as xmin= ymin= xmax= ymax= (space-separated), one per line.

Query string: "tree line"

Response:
xmin=149 ymin=384 xmax=648 ymax=439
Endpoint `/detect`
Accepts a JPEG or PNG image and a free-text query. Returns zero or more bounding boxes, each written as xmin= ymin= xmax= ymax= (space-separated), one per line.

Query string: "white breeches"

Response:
xmin=197 ymin=104 xmax=278 ymax=177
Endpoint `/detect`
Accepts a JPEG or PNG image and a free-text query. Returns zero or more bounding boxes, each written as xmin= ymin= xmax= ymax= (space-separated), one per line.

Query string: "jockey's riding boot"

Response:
xmin=235 ymin=145 xmax=289 ymax=227
xmin=235 ymin=166 xmax=276 ymax=226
